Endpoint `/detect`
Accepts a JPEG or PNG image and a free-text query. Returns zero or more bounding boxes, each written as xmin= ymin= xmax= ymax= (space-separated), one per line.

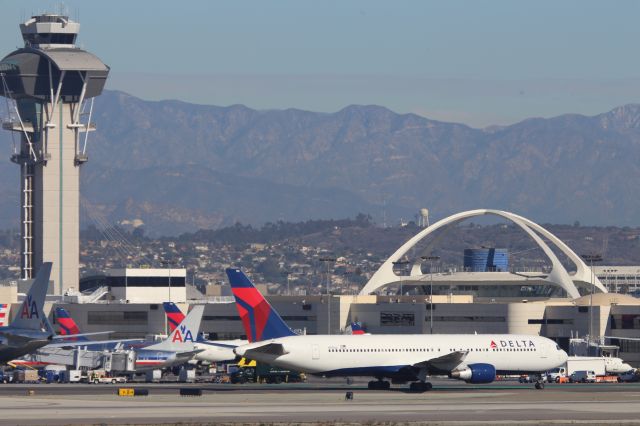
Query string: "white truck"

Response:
xmin=88 ymin=369 xmax=128 ymax=384
xmin=547 ymin=356 xmax=629 ymax=381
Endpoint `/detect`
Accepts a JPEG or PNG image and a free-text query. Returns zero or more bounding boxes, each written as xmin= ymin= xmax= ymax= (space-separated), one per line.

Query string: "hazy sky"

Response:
xmin=1 ymin=0 xmax=639 ymax=127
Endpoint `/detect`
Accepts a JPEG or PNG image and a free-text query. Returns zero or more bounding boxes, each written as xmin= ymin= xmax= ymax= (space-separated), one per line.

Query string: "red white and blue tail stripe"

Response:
xmin=55 ymin=307 xmax=89 ymax=341
xmin=226 ymin=268 xmax=296 ymax=342
xmin=0 ymin=303 xmax=8 ymax=327
xmin=163 ymin=302 xmax=186 ymax=333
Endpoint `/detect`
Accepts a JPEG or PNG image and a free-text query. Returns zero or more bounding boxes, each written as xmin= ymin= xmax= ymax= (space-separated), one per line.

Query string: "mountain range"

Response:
xmin=1 ymin=90 xmax=639 ymax=235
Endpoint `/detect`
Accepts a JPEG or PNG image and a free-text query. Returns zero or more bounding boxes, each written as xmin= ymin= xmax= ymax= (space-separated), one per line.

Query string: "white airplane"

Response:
xmin=226 ymin=268 xmax=568 ymax=391
xmin=603 ymin=356 xmax=632 ymax=374
xmin=13 ymin=305 xmax=206 ymax=371
xmin=163 ymin=302 xmax=246 ymax=363
xmin=0 ymin=263 xmax=53 ymax=363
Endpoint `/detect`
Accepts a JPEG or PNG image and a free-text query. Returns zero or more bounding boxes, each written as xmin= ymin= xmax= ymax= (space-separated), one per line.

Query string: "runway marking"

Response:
xmin=0 ymin=386 xmax=639 ymax=425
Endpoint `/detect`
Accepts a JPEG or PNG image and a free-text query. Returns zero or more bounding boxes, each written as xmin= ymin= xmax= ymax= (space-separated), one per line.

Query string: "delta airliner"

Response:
xmin=226 ymin=268 xmax=568 ymax=391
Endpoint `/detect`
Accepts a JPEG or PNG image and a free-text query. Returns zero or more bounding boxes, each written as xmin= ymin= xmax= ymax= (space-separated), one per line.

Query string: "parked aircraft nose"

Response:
xmin=234 ymin=346 xmax=246 ymax=357
xmin=559 ymin=349 xmax=568 ymax=363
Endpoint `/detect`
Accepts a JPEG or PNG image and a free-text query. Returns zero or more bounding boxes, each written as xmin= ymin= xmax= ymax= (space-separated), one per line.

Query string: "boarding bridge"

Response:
xmin=23 ymin=347 xmax=104 ymax=369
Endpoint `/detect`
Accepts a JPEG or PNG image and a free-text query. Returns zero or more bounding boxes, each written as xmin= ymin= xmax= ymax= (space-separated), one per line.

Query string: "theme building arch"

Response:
xmin=359 ymin=209 xmax=606 ymax=299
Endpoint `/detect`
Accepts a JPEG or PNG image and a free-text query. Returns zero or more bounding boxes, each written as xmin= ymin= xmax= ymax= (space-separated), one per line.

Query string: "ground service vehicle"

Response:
xmin=547 ymin=367 xmax=566 ymax=382
xmin=569 ymin=370 xmax=596 ymax=383
xmin=519 ymin=374 xmax=548 ymax=383
xmin=618 ymin=369 xmax=640 ymax=383
xmin=549 ymin=357 xmax=627 ymax=382
xmin=230 ymin=358 xmax=304 ymax=384
xmin=566 ymin=357 xmax=607 ymax=376
xmin=88 ymin=370 xmax=127 ymax=384
xmin=12 ymin=369 xmax=39 ymax=383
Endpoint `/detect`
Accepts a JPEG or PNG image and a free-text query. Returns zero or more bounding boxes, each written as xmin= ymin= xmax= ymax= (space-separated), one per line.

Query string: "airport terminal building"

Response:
xmin=2 ymin=208 xmax=640 ymax=366
xmin=43 ymin=210 xmax=640 ymax=366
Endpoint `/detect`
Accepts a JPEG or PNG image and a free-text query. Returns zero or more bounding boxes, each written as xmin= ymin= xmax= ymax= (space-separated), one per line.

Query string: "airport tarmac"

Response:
xmin=1 ymin=380 xmax=640 ymax=425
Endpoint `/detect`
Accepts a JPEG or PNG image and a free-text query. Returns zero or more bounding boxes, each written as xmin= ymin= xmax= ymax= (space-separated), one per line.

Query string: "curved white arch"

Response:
xmin=359 ymin=209 xmax=606 ymax=298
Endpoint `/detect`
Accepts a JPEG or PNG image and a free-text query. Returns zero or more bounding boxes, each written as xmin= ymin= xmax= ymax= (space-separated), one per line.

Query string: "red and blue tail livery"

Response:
xmin=350 ymin=322 xmax=366 ymax=335
xmin=163 ymin=302 xmax=186 ymax=333
xmin=54 ymin=307 xmax=89 ymax=341
xmin=226 ymin=268 xmax=296 ymax=342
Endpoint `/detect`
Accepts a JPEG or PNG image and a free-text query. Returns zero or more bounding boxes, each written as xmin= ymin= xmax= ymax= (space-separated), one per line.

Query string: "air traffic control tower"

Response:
xmin=0 ymin=14 xmax=109 ymax=294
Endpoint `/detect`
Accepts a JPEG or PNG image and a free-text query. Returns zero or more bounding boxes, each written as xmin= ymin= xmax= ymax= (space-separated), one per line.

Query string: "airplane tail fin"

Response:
xmin=226 ymin=268 xmax=296 ymax=342
xmin=10 ymin=262 xmax=52 ymax=331
xmin=54 ymin=307 xmax=89 ymax=341
xmin=349 ymin=322 xmax=366 ymax=335
xmin=145 ymin=305 xmax=204 ymax=352
xmin=163 ymin=302 xmax=186 ymax=333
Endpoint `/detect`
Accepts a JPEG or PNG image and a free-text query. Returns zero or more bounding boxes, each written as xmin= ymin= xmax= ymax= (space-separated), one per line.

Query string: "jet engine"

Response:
xmin=450 ymin=363 xmax=496 ymax=384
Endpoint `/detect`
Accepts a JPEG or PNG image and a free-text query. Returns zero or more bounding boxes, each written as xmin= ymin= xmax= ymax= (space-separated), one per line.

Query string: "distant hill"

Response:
xmin=1 ymin=91 xmax=640 ymax=235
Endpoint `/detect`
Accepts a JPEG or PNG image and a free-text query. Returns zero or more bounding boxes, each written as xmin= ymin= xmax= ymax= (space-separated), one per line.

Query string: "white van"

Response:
xmin=569 ymin=370 xmax=596 ymax=383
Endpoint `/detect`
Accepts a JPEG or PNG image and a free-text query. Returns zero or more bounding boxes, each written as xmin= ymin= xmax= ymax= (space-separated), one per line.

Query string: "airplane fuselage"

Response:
xmin=194 ymin=339 xmax=246 ymax=363
xmin=0 ymin=328 xmax=52 ymax=364
xmin=236 ymin=334 xmax=568 ymax=380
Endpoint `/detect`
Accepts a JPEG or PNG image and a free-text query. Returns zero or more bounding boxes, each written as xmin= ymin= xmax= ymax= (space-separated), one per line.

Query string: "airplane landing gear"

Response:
xmin=367 ymin=379 xmax=391 ymax=390
xmin=533 ymin=374 xmax=545 ymax=390
xmin=409 ymin=381 xmax=433 ymax=392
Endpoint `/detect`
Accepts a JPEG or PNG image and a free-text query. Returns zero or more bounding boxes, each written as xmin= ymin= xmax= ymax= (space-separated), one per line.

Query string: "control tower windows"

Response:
xmin=24 ymin=33 xmax=77 ymax=46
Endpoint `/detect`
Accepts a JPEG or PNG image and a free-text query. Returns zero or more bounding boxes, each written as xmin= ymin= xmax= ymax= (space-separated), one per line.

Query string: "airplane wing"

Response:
xmin=199 ymin=341 xmax=239 ymax=349
xmin=51 ymin=331 xmax=114 ymax=341
xmin=174 ymin=349 xmax=205 ymax=364
xmin=0 ymin=332 xmax=49 ymax=345
xmin=604 ymin=336 xmax=640 ymax=341
xmin=244 ymin=343 xmax=288 ymax=358
xmin=47 ymin=338 xmax=145 ymax=350
xmin=412 ymin=350 xmax=468 ymax=373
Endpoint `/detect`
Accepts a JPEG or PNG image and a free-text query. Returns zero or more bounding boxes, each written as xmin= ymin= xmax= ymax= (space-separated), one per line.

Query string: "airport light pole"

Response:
xmin=581 ymin=253 xmax=603 ymax=348
xmin=281 ymin=270 xmax=290 ymax=295
xmin=161 ymin=259 xmax=174 ymax=304
xmin=343 ymin=271 xmax=352 ymax=295
xmin=608 ymin=268 xmax=618 ymax=293
xmin=392 ymin=260 xmax=410 ymax=296
xmin=421 ymin=256 xmax=440 ymax=334
xmin=319 ymin=257 xmax=336 ymax=334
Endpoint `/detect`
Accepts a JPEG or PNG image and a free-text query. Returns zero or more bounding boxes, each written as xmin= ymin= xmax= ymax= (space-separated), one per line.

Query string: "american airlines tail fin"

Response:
xmin=145 ymin=305 xmax=204 ymax=352
xmin=163 ymin=302 xmax=186 ymax=333
xmin=10 ymin=262 xmax=52 ymax=331
xmin=225 ymin=268 xmax=296 ymax=342
xmin=54 ymin=307 xmax=89 ymax=341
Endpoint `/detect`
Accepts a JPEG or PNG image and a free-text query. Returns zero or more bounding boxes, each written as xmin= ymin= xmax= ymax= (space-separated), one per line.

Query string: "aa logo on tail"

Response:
xmin=20 ymin=295 xmax=38 ymax=319
xmin=172 ymin=325 xmax=194 ymax=343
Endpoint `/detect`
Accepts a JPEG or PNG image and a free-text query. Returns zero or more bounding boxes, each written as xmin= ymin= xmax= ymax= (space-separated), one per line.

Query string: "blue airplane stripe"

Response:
xmin=320 ymin=365 xmax=408 ymax=377
xmin=58 ymin=323 xmax=73 ymax=335
xmin=226 ymin=269 xmax=254 ymax=288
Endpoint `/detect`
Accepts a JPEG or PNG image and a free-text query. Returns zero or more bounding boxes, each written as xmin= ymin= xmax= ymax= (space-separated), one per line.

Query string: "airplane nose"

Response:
xmin=559 ymin=349 xmax=568 ymax=362
xmin=234 ymin=346 xmax=246 ymax=357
